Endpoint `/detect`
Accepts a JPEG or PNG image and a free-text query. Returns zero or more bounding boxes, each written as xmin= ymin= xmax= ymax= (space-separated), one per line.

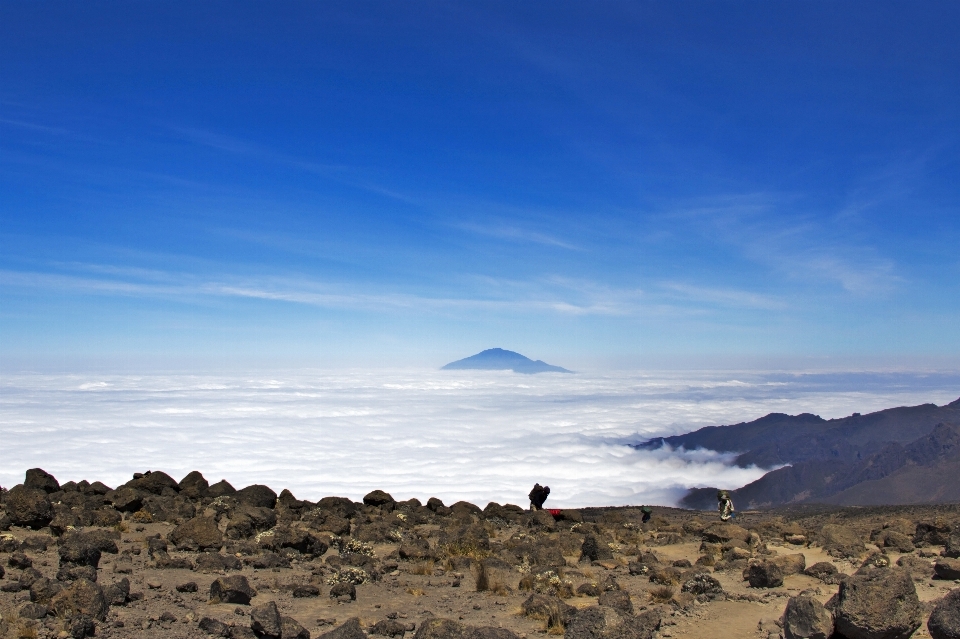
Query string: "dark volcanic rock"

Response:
xmin=293 ymin=584 xmax=321 ymax=598
xmin=413 ymin=618 xmax=468 ymax=639
xmin=372 ymin=619 xmax=409 ymax=637
xmin=805 ymin=561 xmax=839 ymax=580
xmin=199 ymin=616 xmax=232 ymax=637
xmin=746 ymin=562 xmax=784 ymax=588
xmin=169 ymin=516 xmax=224 ymax=550
xmin=178 ymin=470 xmax=209 ymax=499
xmin=364 ymin=489 xmax=396 ymax=507
xmin=49 ymin=578 xmax=108 ymax=621
xmin=5 ymin=485 xmax=53 ymax=528
xmin=580 ymin=535 xmax=613 ymax=562
xmin=25 ymin=468 xmax=61 ymax=493
xmin=281 ymin=616 xmax=311 ymax=639
xmin=125 ymin=470 xmax=180 ymax=495
xmin=30 ymin=577 xmax=63 ymax=605
xmin=935 ymin=558 xmax=960 ymax=580
xmin=195 ymin=552 xmax=242 ymax=572
xmin=597 ymin=590 xmax=633 ymax=615
xmin=102 ymin=578 xmax=130 ymax=606
xmin=321 ymin=618 xmax=368 ymax=639
xmin=783 ymin=594 xmax=833 ymax=639
xmin=209 ymin=575 xmax=257 ymax=605
xmin=251 ymin=600 xmax=282 ymax=638
xmin=564 ymin=606 xmax=661 ymax=639
xmin=207 ymin=479 xmax=237 ymax=497
xmin=681 ymin=573 xmax=723 ymax=597
xmin=929 ymin=588 xmax=960 ymax=639
xmin=236 ymin=484 xmax=278 ymax=509
xmin=330 ymin=582 xmax=357 ymax=600
xmin=59 ymin=540 xmax=102 ymax=569
xmin=833 ymin=567 xmax=921 ymax=639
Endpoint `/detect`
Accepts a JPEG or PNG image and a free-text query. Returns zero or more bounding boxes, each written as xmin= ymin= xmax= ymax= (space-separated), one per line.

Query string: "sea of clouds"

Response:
xmin=2 ymin=369 xmax=959 ymax=508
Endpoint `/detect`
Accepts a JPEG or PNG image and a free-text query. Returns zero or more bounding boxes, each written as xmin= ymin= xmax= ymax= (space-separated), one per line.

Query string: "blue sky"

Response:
xmin=1 ymin=1 xmax=959 ymax=370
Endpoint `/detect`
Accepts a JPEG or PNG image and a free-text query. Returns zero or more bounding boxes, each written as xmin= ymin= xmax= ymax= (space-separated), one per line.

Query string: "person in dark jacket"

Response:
xmin=528 ymin=483 xmax=550 ymax=510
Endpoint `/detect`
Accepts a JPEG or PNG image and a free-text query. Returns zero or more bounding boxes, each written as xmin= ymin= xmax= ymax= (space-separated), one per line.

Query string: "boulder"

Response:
xmin=426 ymin=497 xmax=446 ymax=512
xmin=59 ymin=541 xmax=101 ymax=569
xmin=702 ymin=523 xmax=750 ymax=544
xmin=195 ymin=553 xmax=242 ymax=572
xmin=107 ymin=487 xmax=144 ymax=512
xmin=178 ymin=471 xmax=209 ymax=499
xmin=438 ymin=524 xmax=490 ymax=552
xmin=330 ymin=582 xmax=357 ymax=600
xmin=236 ymin=484 xmax=278 ymax=509
xmin=9 ymin=550 xmax=33 ymax=569
xmin=944 ymin=534 xmax=960 ymax=559
xmin=821 ymin=524 xmax=865 ymax=559
xmin=199 ymin=616 xmax=232 ymax=637
xmin=833 ymin=567 xmax=921 ymax=639
xmin=251 ymin=600 xmax=282 ymax=638
xmin=413 ymin=618 xmax=468 ymax=639
xmin=320 ymin=618 xmax=368 ymax=639
xmin=209 ymin=575 xmax=257 ymax=605
xmin=281 ymin=616 xmax=311 ymax=639
xmin=783 ymin=594 xmax=833 ymax=639
xmin=805 ymin=561 xmax=839 ymax=580
xmin=102 ymin=577 xmax=130 ymax=606
xmin=771 ymin=553 xmax=806 ymax=576
xmin=466 ymin=629 xmax=519 ymax=639
xmin=5 ymin=486 xmax=53 ymax=528
xmin=598 ymin=590 xmax=633 ymax=615
xmin=564 ymin=606 xmax=661 ymax=639
xmin=24 ymin=468 xmax=60 ymax=493
xmin=680 ymin=573 xmax=723 ymax=598
xmin=746 ymin=562 xmax=784 ymax=588
xmin=29 ymin=577 xmax=63 ymax=605
xmin=125 ymin=470 xmax=180 ymax=495
xmin=49 ymin=578 xmax=108 ymax=621
xmin=293 ymin=584 xmax=321 ymax=598
xmin=929 ymin=588 xmax=960 ymax=639
xmin=363 ymin=490 xmax=396 ymax=507
xmin=169 ymin=516 xmax=224 ymax=550
xmin=580 ymin=535 xmax=613 ymax=562
xmin=476 ymin=557 xmax=516 ymax=593
xmin=916 ymin=520 xmax=952 ymax=546
xmin=936 ymin=558 xmax=960 ymax=580
xmin=17 ymin=602 xmax=48 ymax=620
xmin=875 ymin=530 xmax=915 ymax=553
xmin=372 ymin=620 xmax=409 ymax=638
xmin=207 ymin=480 xmax=237 ymax=497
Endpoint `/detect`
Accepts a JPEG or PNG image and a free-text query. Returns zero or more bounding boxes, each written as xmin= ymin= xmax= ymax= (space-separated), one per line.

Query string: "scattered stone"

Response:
xmin=745 ymin=562 xmax=784 ymax=588
xmin=293 ymin=584 xmax=321 ymax=598
xmin=330 ymin=582 xmax=357 ymax=601
xmin=49 ymin=578 xmax=108 ymax=622
xmin=936 ymin=558 xmax=960 ymax=580
xmin=373 ymin=619 xmax=409 ymax=637
xmin=597 ymin=590 xmax=633 ymax=615
xmin=580 ymin=535 xmax=613 ymax=562
xmin=833 ymin=567 xmax=921 ymax=639
xmin=177 ymin=581 xmax=199 ymax=592
xmin=236 ymin=484 xmax=278 ymax=509
xmin=564 ymin=605 xmax=661 ymax=639
xmin=251 ymin=600 xmax=283 ymax=638
xmin=681 ymin=573 xmax=723 ymax=598
xmin=928 ymin=588 xmax=960 ymax=639
xmin=783 ymin=594 xmax=833 ymax=639
xmin=102 ymin=577 xmax=130 ymax=606
xmin=319 ymin=617 xmax=367 ymax=639
xmin=804 ymin=562 xmax=839 ymax=580
xmin=199 ymin=616 xmax=232 ymax=637
xmin=169 ymin=516 xmax=224 ymax=551
xmin=210 ymin=575 xmax=257 ymax=605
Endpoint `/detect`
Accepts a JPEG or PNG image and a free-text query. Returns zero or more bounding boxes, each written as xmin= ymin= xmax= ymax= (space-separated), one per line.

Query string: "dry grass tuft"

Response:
xmin=405 ymin=587 xmax=426 ymax=597
xmin=648 ymin=586 xmax=675 ymax=603
xmin=409 ymin=560 xmax=435 ymax=575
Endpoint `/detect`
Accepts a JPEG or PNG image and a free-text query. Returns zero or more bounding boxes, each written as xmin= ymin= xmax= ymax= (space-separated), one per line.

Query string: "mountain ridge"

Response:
xmin=637 ymin=396 xmax=960 ymax=509
xmin=441 ymin=348 xmax=573 ymax=374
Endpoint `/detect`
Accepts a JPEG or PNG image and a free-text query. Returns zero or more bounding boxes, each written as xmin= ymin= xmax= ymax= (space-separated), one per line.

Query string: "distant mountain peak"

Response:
xmin=441 ymin=348 xmax=573 ymax=374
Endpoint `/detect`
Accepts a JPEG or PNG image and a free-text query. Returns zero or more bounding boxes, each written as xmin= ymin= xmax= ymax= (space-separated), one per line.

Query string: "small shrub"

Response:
xmin=410 ymin=561 xmax=434 ymax=576
xmin=649 ymin=586 xmax=674 ymax=603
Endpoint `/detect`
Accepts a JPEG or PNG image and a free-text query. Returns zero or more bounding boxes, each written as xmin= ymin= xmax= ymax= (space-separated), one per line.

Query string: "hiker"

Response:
xmin=529 ymin=483 xmax=550 ymax=510
xmin=640 ymin=506 xmax=652 ymax=523
xmin=718 ymin=490 xmax=735 ymax=521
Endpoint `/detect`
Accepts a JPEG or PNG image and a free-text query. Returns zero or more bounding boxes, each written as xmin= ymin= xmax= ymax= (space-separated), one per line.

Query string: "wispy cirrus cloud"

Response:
xmin=665 ymin=192 xmax=904 ymax=295
xmin=0 ymin=265 xmax=641 ymax=317
xmin=659 ymin=282 xmax=786 ymax=310
xmin=455 ymin=220 xmax=581 ymax=250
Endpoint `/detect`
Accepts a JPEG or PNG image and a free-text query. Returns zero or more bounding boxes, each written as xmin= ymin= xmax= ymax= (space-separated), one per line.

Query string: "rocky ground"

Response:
xmin=4 ymin=469 xmax=960 ymax=639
